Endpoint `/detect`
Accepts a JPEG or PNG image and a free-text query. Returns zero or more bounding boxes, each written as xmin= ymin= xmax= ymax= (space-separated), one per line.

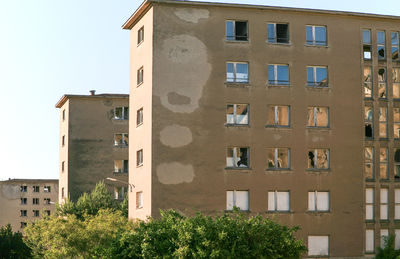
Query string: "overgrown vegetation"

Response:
xmin=0 ymin=224 xmax=31 ymax=259
xmin=21 ymin=182 xmax=306 ymax=258
xmin=375 ymin=234 xmax=400 ymax=259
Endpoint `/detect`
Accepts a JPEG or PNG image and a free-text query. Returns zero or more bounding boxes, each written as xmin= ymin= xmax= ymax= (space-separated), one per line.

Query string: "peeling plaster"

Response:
xmin=160 ymin=125 xmax=193 ymax=148
xmin=273 ymin=134 xmax=282 ymax=141
xmin=155 ymin=35 xmax=211 ymax=113
xmin=157 ymin=162 xmax=195 ymax=184
xmin=312 ymin=136 xmax=324 ymax=142
xmin=174 ymin=8 xmax=209 ymax=23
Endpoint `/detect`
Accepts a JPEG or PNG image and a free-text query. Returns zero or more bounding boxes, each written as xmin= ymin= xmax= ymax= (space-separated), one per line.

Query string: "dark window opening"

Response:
xmin=365 ymin=124 xmax=373 ymax=138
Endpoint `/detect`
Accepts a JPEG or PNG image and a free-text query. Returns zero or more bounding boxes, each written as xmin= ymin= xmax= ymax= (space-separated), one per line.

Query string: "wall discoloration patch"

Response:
xmin=157 ymin=162 xmax=195 ymax=184
xmin=273 ymin=134 xmax=282 ymax=141
xmin=174 ymin=8 xmax=209 ymax=23
xmin=160 ymin=125 xmax=193 ymax=148
xmin=1 ymin=185 xmax=19 ymax=199
xmin=155 ymin=35 xmax=211 ymax=113
xmin=312 ymin=136 xmax=324 ymax=142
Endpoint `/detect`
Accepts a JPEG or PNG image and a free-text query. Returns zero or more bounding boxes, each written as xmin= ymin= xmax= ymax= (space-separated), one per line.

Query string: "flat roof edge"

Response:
xmin=122 ymin=0 xmax=400 ymax=29
xmin=55 ymin=94 xmax=129 ymax=108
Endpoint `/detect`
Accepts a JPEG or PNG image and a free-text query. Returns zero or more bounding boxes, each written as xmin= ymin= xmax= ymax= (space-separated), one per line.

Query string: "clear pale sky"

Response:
xmin=0 ymin=0 xmax=399 ymax=181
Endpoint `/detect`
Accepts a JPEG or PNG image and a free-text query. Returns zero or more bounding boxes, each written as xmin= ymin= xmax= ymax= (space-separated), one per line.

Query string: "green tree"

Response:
xmin=0 ymin=224 xmax=31 ymax=259
xmin=375 ymin=234 xmax=400 ymax=259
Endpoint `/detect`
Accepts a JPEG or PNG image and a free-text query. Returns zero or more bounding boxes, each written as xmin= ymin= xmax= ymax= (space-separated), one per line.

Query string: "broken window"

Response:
xmin=33 ymin=198 xmax=39 ymax=205
xmin=307 ymin=66 xmax=328 ymax=87
xmin=378 ymin=31 xmax=386 ymax=60
xmin=20 ymin=186 xmax=27 ymax=192
xmin=380 ymin=148 xmax=388 ymax=180
xmin=33 ymin=210 xmax=39 ymax=217
xmin=267 ymin=23 xmax=289 ymax=43
xmin=395 ymin=189 xmax=400 ymax=219
xmin=44 ymin=186 xmax=51 ymax=193
xmin=365 ymin=106 xmax=373 ymax=138
xmin=363 ymin=29 xmax=372 ymax=60
xmin=378 ymin=68 xmax=387 ymax=98
xmin=114 ymin=107 xmax=129 ymax=120
xmin=137 ymin=108 xmax=143 ymax=126
xmin=45 ymin=210 xmax=51 ymax=216
xmin=62 ymin=135 xmax=65 ymax=146
xmin=308 ymin=149 xmax=329 ymax=170
xmin=379 ymin=107 xmax=388 ymax=138
xmin=308 ymin=191 xmax=329 ymax=211
xmin=226 ymin=20 xmax=248 ymax=41
xmin=226 ymin=62 xmax=249 ymax=83
xmin=363 ymin=66 xmax=372 ymax=98
xmin=137 ymin=26 xmax=144 ymax=45
xmin=62 ymin=161 xmax=65 ymax=172
xmin=394 ymin=108 xmax=400 ymax=138
xmin=114 ymin=160 xmax=129 ymax=173
xmin=226 ymin=190 xmax=249 ymax=211
xmin=380 ymin=188 xmax=389 ymax=220
xmin=267 ymin=148 xmax=290 ymax=169
xmin=307 ymin=107 xmax=329 ymax=127
xmin=308 ymin=236 xmax=329 ymax=257
xmin=226 ymin=147 xmax=249 ymax=168
xmin=306 ymin=25 xmax=327 ymax=46
xmin=20 ymin=210 xmax=27 ymax=217
xmin=114 ymin=186 xmax=126 ymax=200
xmin=20 ymin=222 xmax=27 ymax=229
xmin=44 ymin=198 xmax=51 ymax=205
xmin=136 ymin=191 xmax=143 ymax=209
xmin=226 ymin=104 xmax=249 ymax=125
xmin=137 ymin=149 xmax=143 ymax=167
xmin=268 ymin=64 xmax=289 ymax=85
xmin=137 ymin=66 xmax=144 ymax=85
xmin=268 ymin=191 xmax=290 ymax=212
xmin=267 ymin=105 xmax=289 ymax=127
xmin=20 ymin=198 xmax=27 ymax=205
xmin=365 ymin=147 xmax=374 ymax=180
xmin=392 ymin=32 xmax=399 ymax=60
xmin=33 ymin=186 xmax=39 ymax=193
xmin=395 ymin=149 xmax=400 ymax=179
xmin=394 ymin=68 xmax=400 ymax=98
xmin=114 ymin=133 xmax=128 ymax=147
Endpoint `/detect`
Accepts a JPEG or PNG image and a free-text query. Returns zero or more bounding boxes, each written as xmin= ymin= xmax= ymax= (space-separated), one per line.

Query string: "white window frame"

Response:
xmin=268 ymin=105 xmax=290 ymax=127
xmin=114 ymin=133 xmax=129 ymax=147
xmin=43 ymin=186 xmax=51 ymax=193
xmin=380 ymin=188 xmax=389 ymax=220
xmin=226 ymin=190 xmax=249 ymax=211
xmin=308 ymin=191 xmax=330 ymax=212
xmin=114 ymin=107 xmax=129 ymax=120
xmin=226 ymin=62 xmax=249 ymax=83
xmin=306 ymin=25 xmax=327 ymax=46
xmin=267 ymin=148 xmax=290 ymax=170
xmin=225 ymin=20 xmax=248 ymax=41
xmin=268 ymin=64 xmax=289 ymax=85
xmin=268 ymin=191 xmax=290 ymax=212
xmin=307 ymin=106 xmax=329 ymax=127
xmin=307 ymin=66 xmax=328 ymax=87
xmin=366 ymin=188 xmax=374 ymax=220
xmin=226 ymin=104 xmax=249 ymax=125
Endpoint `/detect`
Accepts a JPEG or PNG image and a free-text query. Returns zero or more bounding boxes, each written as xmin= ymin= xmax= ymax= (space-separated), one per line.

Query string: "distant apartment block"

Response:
xmin=0 ymin=179 xmax=58 ymax=231
xmin=55 ymin=91 xmax=129 ymax=202
xmin=123 ymin=0 xmax=400 ymax=257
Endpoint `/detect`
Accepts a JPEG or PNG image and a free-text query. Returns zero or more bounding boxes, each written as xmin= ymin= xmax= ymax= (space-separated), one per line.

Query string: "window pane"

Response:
xmin=364 ymin=45 xmax=372 ymax=59
xmin=277 ymin=148 xmax=289 ymax=168
xmin=268 ymin=192 xmax=275 ymax=210
xmin=226 ymin=191 xmax=234 ymax=210
xmin=394 ymin=68 xmax=400 ymax=82
xmin=267 ymin=23 xmax=275 ymax=42
xmin=226 ymin=63 xmax=234 ymax=82
xmin=236 ymin=63 xmax=248 ymax=82
xmin=276 ymin=192 xmax=289 ymax=211
xmin=378 ymin=31 xmax=385 ymax=44
xmin=277 ymin=106 xmax=289 ymax=126
xmin=267 ymin=106 xmax=275 ymax=125
xmin=308 ymin=150 xmax=315 ymax=168
xmin=363 ymin=30 xmax=371 ymax=44
xmin=235 ymin=191 xmax=249 ymax=210
xmin=317 ymin=192 xmax=329 ymax=211
xmin=316 ymin=107 xmax=328 ymax=127
xmin=395 ymin=124 xmax=400 ymax=138
xmin=366 ymin=230 xmax=374 ymax=252
xmin=226 ymin=21 xmax=234 ymax=40
xmin=236 ymin=104 xmax=248 ymax=124
xmin=226 ymin=148 xmax=234 ymax=167
xmin=307 ymin=107 xmax=314 ymax=126
xmin=268 ymin=65 xmax=275 ymax=83
xmin=267 ymin=149 xmax=275 ymax=168
xmin=316 ymin=149 xmax=329 ymax=169
xmin=306 ymin=26 xmax=312 ymax=43
xmin=235 ymin=21 xmax=248 ymax=41
xmin=392 ymin=32 xmax=399 ymax=45
xmin=238 ymin=148 xmax=249 ymax=167
xmin=307 ymin=67 xmax=314 ymax=85
xmin=276 ymin=24 xmax=289 ymax=43
xmin=316 ymin=67 xmax=327 ymax=86
xmin=277 ymin=65 xmax=289 ymax=85
xmin=308 ymin=192 xmax=315 ymax=210
xmin=226 ymin=104 xmax=234 ymax=124
xmin=365 ymin=107 xmax=373 ymax=121
xmin=315 ymin=26 xmax=326 ymax=45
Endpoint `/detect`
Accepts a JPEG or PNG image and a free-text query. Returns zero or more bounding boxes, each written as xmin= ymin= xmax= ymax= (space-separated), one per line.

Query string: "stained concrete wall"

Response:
xmin=59 ymin=96 xmax=129 ymax=202
xmin=0 ymin=179 xmax=58 ymax=231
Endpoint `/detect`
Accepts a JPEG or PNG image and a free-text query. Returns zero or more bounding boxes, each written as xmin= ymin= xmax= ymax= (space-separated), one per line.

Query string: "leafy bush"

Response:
xmin=375 ymin=234 xmax=400 ymax=259
xmin=0 ymin=224 xmax=31 ymax=259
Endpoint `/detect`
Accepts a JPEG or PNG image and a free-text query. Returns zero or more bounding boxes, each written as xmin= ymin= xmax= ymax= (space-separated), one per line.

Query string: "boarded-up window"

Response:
xmin=380 ymin=188 xmax=388 ymax=220
xmin=366 ymin=229 xmax=374 ymax=253
xmin=308 ymin=236 xmax=329 ymax=256
xmin=226 ymin=190 xmax=249 ymax=211
xmin=366 ymin=188 xmax=374 ymax=220
xmin=268 ymin=191 xmax=290 ymax=211
xmin=308 ymin=191 xmax=329 ymax=211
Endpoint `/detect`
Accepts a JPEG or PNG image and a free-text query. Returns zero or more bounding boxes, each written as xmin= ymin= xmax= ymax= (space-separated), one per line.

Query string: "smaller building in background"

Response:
xmin=0 ymin=179 xmax=58 ymax=231
xmin=55 ymin=91 xmax=129 ymax=202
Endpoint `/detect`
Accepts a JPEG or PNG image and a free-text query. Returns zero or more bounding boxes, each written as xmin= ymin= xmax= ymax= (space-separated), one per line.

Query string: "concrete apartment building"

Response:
xmin=0 ymin=179 xmax=58 ymax=231
xmin=123 ymin=0 xmax=400 ymax=257
xmin=56 ymin=92 xmax=129 ymax=202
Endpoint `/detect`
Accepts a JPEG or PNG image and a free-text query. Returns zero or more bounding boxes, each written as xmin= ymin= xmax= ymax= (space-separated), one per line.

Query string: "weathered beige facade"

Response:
xmin=124 ymin=0 xmax=400 ymax=257
xmin=56 ymin=93 xmax=129 ymax=202
xmin=0 ymin=179 xmax=58 ymax=231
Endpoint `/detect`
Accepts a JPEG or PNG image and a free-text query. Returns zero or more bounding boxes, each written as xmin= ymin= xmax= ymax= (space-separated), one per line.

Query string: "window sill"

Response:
xmin=306 ymin=127 xmax=330 ymax=131
xmin=306 ymin=85 xmax=330 ymax=90
xmin=378 ymin=98 xmax=388 ymax=101
xmin=225 ymin=123 xmax=250 ymax=127
xmin=137 ymin=164 xmax=143 ymax=168
xmin=365 ymin=220 xmax=375 ymax=223
xmin=113 ymin=171 xmax=128 ymax=175
xmin=304 ymin=44 xmax=328 ymax=48
xmin=306 ymin=210 xmax=330 ymax=214
xmin=225 ymin=39 xmax=249 ymax=44
xmin=393 ymin=98 xmax=400 ymax=101
xmin=266 ymin=210 xmax=293 ymax=214
xmin=136 ymin=82 xmax=144 ymax=88
xmin=306 ymin=169 xmax=330 ymax=174
xmin=224 ymin=210 xmax=251 ymax=213
xmin=364 ymin=97 xmax=373 ymax=101
xmin=267 ymin=84 xmax=291 ymax=88
xmin=379 ymin=138 xmax=389 ymax=141
xmin=265 ymin=169 xmax=292 ymax=174
xmin=136 ymin=122 xmax=143 ymax=127
xmin=225 ymin=167 xmax=252 ymax=171
xmin=113 ymin=118 xmax=129 ymax=121
xmin=114 ymin=145 xmax=128 ymax=148
xmin=365 ymin=178 xmax=375 ymax=182
xmin=225 ymin=82 xmax=250 ymax=88
xmin=265 ymin=125 xmax=291 ymax=129
xmin=137 ymin=40 xmax=144 ymax=47
xmin=379 ymin=179 xmax=390 ymax=182
xmin=307 ymin=255 xmax=329 ymax=258
xmin=266 ymin=41 xmax=291 ymax=46
xmin=380 ymin=220 xmax=390 ymax=223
